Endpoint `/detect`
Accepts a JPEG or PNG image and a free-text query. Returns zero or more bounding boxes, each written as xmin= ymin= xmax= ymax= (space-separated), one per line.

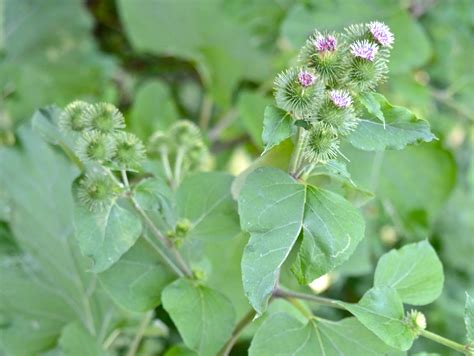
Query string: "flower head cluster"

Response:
xmin=350 ymin=40 xmax=379 ymax=61
xmin=314 ymin=35 xmax=337 ymax=53
xmin=368 ymin=21 xmax=394 ymax=47
xmin=298 ymin=70 xmax=316 ymax=87
xmin=329 ymin=90 xmax=352 ymax=108
xmin=58 ymin=100 xmax=147 ymax=211
xmin=272 ymin=20 xmax=394 ymax=163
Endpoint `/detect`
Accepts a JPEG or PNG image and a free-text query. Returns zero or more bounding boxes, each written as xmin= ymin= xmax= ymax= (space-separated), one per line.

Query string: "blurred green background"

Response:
xmin=0 ymin=0 xmax=473 ymax=354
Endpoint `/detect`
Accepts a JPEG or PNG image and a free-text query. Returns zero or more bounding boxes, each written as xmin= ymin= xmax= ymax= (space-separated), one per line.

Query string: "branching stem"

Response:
xmin=220 ymin=309 xmax=256 ymax=356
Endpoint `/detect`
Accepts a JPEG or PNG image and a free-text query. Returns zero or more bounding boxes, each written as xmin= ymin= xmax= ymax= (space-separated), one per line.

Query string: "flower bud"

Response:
xmin=168 ymin=120 xmax=201 ymax=148
xmin=77 ymin=172 xmax=117 ymax=211
xmin=404 ymin=309 xmax=427 ymax=337
xmin=84 ymin=103 xmax=125 ymax=134
xmin=298 ymin=31 xmax=346 ymax=86
xmin=58 ymin=101 xmax=90 ymax=134
xmin=75 ymin=131 xmax=116 ymax=164
xmin=274 ymin=67 xmax=324 ymax=116
xmin=312 ymin=90 xmax=358 ymax=136
xmin=304 ymin=124 xmax=339 ymax=163
xmin=175 ymin=218 xmax=192 ymax=238
xmin=111 ymin=132 xmax=146 ymax=171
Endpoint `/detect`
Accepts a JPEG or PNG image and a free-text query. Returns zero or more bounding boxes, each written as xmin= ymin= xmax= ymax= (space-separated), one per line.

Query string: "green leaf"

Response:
xmin=0 ymin=128 xmax=118 ymax=354
xmin=74 ymin=199 xmax=143 ymax=272
xmin=162 ymin=278 xmax=235 ymax=356
xmin=176 ymin=172 xmax=240 ymax=242
xmin=374 ymin=241 xmax=444 ymax=305
xmin=348 ymin=93 xmax=436 ymax=151
xmin=58 ymin=322 xmax=105 ymax=356
xmin=239 ymin=167 xmax=364 ymax=313
xmin=249 ymin=313 xmax=403 ymax=355
xmin=99 ymin=238 xmax=175 ymax=312
xmin=237 ymin=90 xmax=273 ymax=148
xmin=129 ymin=80 xmax=179 ymax=140
xmin=466 ymin=293 xmax=474 ymax=343
xmin=358 ymin=92 xmax=385 ymax=124
xmin=291 ymin=185 xmax=365 ymax=284
xmin=340 ymin=286 xmax=415 ymax=351
xmin=239 ymin=168 xmax=305 ymax=314
xmin=117 ymin=0 xmax=268 ymax=108
xmin=261 ymin=105 xmax=294 ymax=154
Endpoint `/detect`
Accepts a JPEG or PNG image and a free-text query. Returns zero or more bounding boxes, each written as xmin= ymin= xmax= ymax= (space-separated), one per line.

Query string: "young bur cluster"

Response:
xmin=59 ymin=101 xmax=146 ymax=211
xmin=274 ymin=21 xmax=394 ymax=164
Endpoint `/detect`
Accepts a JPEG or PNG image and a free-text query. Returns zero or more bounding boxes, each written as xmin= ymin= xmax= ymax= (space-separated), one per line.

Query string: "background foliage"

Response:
xmin=0 ymin=0 xmax=473 ymax=355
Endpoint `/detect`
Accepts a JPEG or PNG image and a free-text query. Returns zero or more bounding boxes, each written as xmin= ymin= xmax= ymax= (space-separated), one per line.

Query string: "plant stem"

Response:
xmin=289 ymin=127 xmax=307 ymax=176
xmin=127 ymin=311 xmax=154 ymax=356
xmin=160 ymin=147 xmax=174 ymax=187
xmin=120 ymin=170 xmax=192 ymax=278
xmin=420 ymin=329 xmax=470 ymax=355
xmin=103 ymin=329 xmax=120 ymax=350
xmin=131 ymin=197 xmax=192 ymax=277
xmin=199 ymin=95 xmax=213 ymax=130
xmin=286 ymin=297 xmax=314 ymax=319
xmin=220 ymin=309 xmax=256 ymax=356
xmin=173 ymin=148 xmax=186 ymax=188
xmin=273 ymin=288 xmax=345 ymax=310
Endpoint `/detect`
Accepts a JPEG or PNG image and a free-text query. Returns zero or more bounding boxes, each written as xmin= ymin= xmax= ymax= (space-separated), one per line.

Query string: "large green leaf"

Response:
xmin=291 ymin=185 xmax=365 ymax=284
xmin=348 ymin=93 xmax=435 ymax=151
xmin=239 ymin=167 xmax=364 ymax=313
xmin=374 ymin=241 xmax=444 ymax=305
xmin=2 ymin=0 xmax=116 ymax=125
xmin=117 ymin=0 xmax=269 ymax=108
xmin=176 ymin=172 xmax=240 ymax=242
xmin=74 ymin=199 xmax=143 ymax=273
xmin=99 ymin=238 xmax=175 ymax=312
xmin=129 ymin=80 xmax=179 ymax=140
xmin=249 ymin=313 xmax=403 ymax=355
xmin=261 ymin=105 xmax=294 ymax=154
xmin=237 ymin=90 xmax=272 ymax=148
xmin=58 ymin=322 xmax=105 ymax=356
xmin=162 ymin=278 xmax=235 ymax=356
xmin=340 ymin=287 xmax=415 ymax=351
xmin=239 ymin=168 xmax=306 ymax=314
xmin=0 ymin=128 xmax=117 ymax=354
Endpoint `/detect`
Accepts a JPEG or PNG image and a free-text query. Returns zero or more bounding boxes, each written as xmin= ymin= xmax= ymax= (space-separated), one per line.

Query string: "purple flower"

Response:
xmin=350 ymin=40 xmax=379 ymax=61
xmin=329 ymin=90 xmax=352 ymax=108
xmin=368 ymin=21 xmax=394 ymax=47
xmin=298 ymin=70 xmax=316 ymax=87
xmin=314 ymin=35 xmax=337 ymax=53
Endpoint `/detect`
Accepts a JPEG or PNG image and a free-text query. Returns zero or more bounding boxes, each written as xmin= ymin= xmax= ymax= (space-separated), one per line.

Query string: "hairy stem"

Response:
xmin=127 ymin=311 xmax=154 ymax=356
xmin=289 ymin=128 xmax=307 ymax=176
xmin=419 ymin=329 xmax=471 ymax=355
xmin=273 ymin=288 xmax=346 ymax=310
xmin=220 ymin=309 xmax=256 ymax=356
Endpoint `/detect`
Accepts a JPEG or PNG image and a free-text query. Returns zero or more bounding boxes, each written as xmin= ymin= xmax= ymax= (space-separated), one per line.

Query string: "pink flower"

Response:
xmin=329 ymin=90 xmax=352 ymax=108
xmin=298 ymin=70 xmax=316 ymax=87
xmin=314 ymin=35 xmax=337 ymax=53
xmin=350 ymin=40 xmax=379 ymax=61
xmin=368 ymin=21 xmax=394 ymax=48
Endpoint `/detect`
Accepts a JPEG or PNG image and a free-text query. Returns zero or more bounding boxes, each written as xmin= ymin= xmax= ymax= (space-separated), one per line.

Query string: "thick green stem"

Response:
xmin=199 ymin=95 xmax=213 ymax=130
xmin=289 ymin=128 xmax=308 ymax=176
xmin=220 ymin=309 xmax=256 ymax=356
xmin=420 ymin=329 xmax=471 ymax=355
